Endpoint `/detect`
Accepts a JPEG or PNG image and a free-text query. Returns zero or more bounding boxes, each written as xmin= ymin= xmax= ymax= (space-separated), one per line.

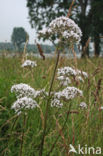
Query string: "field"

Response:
xmin=0 ymin=55 xmax=103 ymax=156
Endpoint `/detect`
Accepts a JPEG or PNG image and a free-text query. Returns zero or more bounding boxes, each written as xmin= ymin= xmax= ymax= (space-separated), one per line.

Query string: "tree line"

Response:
xmin=26 ymin=0 xmax=103 ymax=57
xmin=0 ymin=42 xmax=55 ymax=54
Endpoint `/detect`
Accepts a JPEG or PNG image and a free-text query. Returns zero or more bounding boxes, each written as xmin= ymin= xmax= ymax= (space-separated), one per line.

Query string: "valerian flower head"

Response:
xmin=80 ymin=102 xmax=87 ymax=109
xmin=11 ymin=83 xmax=36 ymax=99
xmin=57 ymin=76 xmax=71 ymax=86
xmin=11 ymin=97 xmax=38 ymax=115
xmin=50 ymin=87 xmax=83 ymax=108
xmin=51 ymin=99 xmax=63 ymax=108
xmin=54 ymin=87 xmax=83 ymax=100
xmin=57 ymin=66 xmax=88 ymax=85
xmin=58 ymin=66 xmax=88 ymax=78
xmin=76 ymin=70 xmax=88 ymax=78
xmin=11 ymin=83 xmax=46 ymax=99
xmin=58 ymin=67 xmax=77 ymax=77
xmin=38 ymin=16 xmax=82 ymax=46
xmin=21 ymin=60 xmax=37 ymax=68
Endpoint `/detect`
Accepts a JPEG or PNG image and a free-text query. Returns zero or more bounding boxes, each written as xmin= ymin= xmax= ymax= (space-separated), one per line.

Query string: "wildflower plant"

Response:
xmin=11 ymin=83 xmax=36 ymax=99
xmin=11 ymin=97 xmax=38 ymax=115
xmin=1 ymin=3 xmax=103 ymax=156
xmin=21 ymin=60 xmax=37 ymax=68
xmin=10 ymin=13 xmax=83 ymax=156
xmin=50 ymin=87 xmax=83 ymax=108
xmin=57 ymin=76 xmax=71 ymax=86
xmin=11 ymin=83 xmax=46 ymax=116
xmin=57 ymin=66 xmax=88 ymax=78
xmin=38 ymin=16 xmax=82 ymax=48
xmin=37 ymin=15 xmax=83 ymax=156
xmin=80 ymin=102 xmax=87 ymax=109
xmin=57 ymin=66 xmax=88 ymax=86
xmin=54 ymin=87 xmax=83 ymax=101
xmin=10 ymin=83 xmax=46 ymax=155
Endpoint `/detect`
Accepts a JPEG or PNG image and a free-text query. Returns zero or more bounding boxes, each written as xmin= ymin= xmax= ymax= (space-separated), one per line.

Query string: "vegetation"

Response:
xmin=26 ymin=0 xmax=103 ymax=57
xmin=11 ymin=27 xmax=29 ymax=50
xmin=0 ymin=55 xmax=103 ymax=155
xmin=0 ymin=1 xmax=103 ymax=156
xmin=0 ymin=42 xmax=55 ymax=53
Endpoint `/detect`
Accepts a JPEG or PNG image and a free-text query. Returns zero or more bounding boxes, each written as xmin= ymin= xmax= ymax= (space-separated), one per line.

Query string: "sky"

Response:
xmin=0 ymin=0 xmax=39 ymax=44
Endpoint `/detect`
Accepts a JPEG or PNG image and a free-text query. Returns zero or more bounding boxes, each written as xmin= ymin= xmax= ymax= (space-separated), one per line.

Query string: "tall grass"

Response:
xmin=0 ymin=55 xmax=103 ymax=156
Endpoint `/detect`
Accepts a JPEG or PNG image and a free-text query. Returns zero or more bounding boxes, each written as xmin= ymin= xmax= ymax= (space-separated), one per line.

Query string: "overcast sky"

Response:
xmin=0 ymin=0 xmax=38 ymax=44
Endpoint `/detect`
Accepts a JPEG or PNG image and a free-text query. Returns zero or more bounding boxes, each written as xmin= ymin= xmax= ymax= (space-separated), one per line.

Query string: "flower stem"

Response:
xmin=47 ymin=103 xmax=72 ymax=156
xmin=19 ymin=114 xmax=26 ymax=156
xmin=39 ymin=48 xmax=60 ymax=156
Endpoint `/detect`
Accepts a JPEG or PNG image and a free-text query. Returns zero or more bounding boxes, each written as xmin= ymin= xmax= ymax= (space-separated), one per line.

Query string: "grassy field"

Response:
xmin=0 ymin=55 xmax=103 ymax=156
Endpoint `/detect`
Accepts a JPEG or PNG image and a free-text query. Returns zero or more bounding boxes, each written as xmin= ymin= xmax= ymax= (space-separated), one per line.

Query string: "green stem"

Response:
xmin=46 ymin=103 xmax=72 ymax=156
xmin=19 ymin=114 xmax=26 ymax=156
xmin=39 ymin=49 xmax=60 ymax=156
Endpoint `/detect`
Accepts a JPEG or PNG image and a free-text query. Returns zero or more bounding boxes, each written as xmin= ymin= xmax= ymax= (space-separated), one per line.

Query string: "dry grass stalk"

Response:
xmin=19 ymin=114 xmax=27 ymax=156
xmin=39 ymin=49 xmax=60 ymax=156
xmin=36 ymin=41 xmax=45 ymax=60
xmin=1 ymin=147 xmax=9 ymax=156
xmin=59 ymin=56 xmax=66 ymax=67
xmin=53 ymin=115 xmax=69 ymax=156
xmin=0 ymin=114 xmax=18 ymax=130
xmin=84 ymin=38 xmax=90 ymax=52
xmin=93 ymin=79 xmax=102 ymax=106
xmin=92 ymin=67 xmax=101 ymax=77
xmin=67 ymin=0 xmax=75 ymax=17
xmin=69 ymin=110 xmax=79 ymax=114
xmin=71 ymin=115 xmax=75 ymax=145
xmin=82 ymin=37 xmax=90 ymax=56
xmin=0 ymin=103 xmax=7 ymax=111
xmin=39 ymin=106 xmax=44 ymax=129
xmin=46 ymin=64 xmax=54 ymax=75
xmin=72 ymin=45 xmax=78 ymax=73
xmin=58 ymin=110 xmax=79 ymax=118
xmin=86 ymin=57 xmax=98 ymax=69
xmin=22 ymin=38 xmax=29 ymax=63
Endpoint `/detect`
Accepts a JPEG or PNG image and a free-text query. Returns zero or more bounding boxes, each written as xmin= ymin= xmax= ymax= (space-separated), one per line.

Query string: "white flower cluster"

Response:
xmin=21 ymin=60 xmax=37 ymax=68
xmin=11 ymin=83 xmax=36 ymax=99
xmin=51 ymin=99 xmax=63 ymax=108
xmin=80 ymin=102 xmax=87 ymax=109
xmin=38 ymin=16 xmax=82 ymax=45
xmin=11 ymin=97 xmax=38 ymax=115
xmin=76 ymin=70 xmax=88 ymax=78
xmin=51 ymin=86 xmax=83 ymax=108
xmin=57 ymin=76 xmax=71 ymax=86
xmin=58 ymin=66 xmax=76 ymax=76
xmin=11 ymin=83 xmax=45 ymax=115
xmin=57 ymin=66 xmax=88 ymax=86
xmin=58 ymin=66 xmax=88 ymax=78
xmin=54 ymin=87 xmax=83 ymax=100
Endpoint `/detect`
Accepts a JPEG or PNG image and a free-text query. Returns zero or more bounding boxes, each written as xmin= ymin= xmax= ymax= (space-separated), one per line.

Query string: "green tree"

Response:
xmin=90 ymin=0 xmax=103 ymax=56
xmin=11 ymin=27 xmax=29 ymax=50
xmin=26 ymin=0 xmax=103 ymax=57
xmin=75 ymin=0 xmax=92 ymax=57
xmin=27 ymin=0 xmax=71 ymax=30
xmin=26 ymin=0 xmax=91 ymax=56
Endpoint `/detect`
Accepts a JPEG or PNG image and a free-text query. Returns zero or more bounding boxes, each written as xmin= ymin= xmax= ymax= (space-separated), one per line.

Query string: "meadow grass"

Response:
xmin=0 ymin=55 xmax=103 ymax=156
